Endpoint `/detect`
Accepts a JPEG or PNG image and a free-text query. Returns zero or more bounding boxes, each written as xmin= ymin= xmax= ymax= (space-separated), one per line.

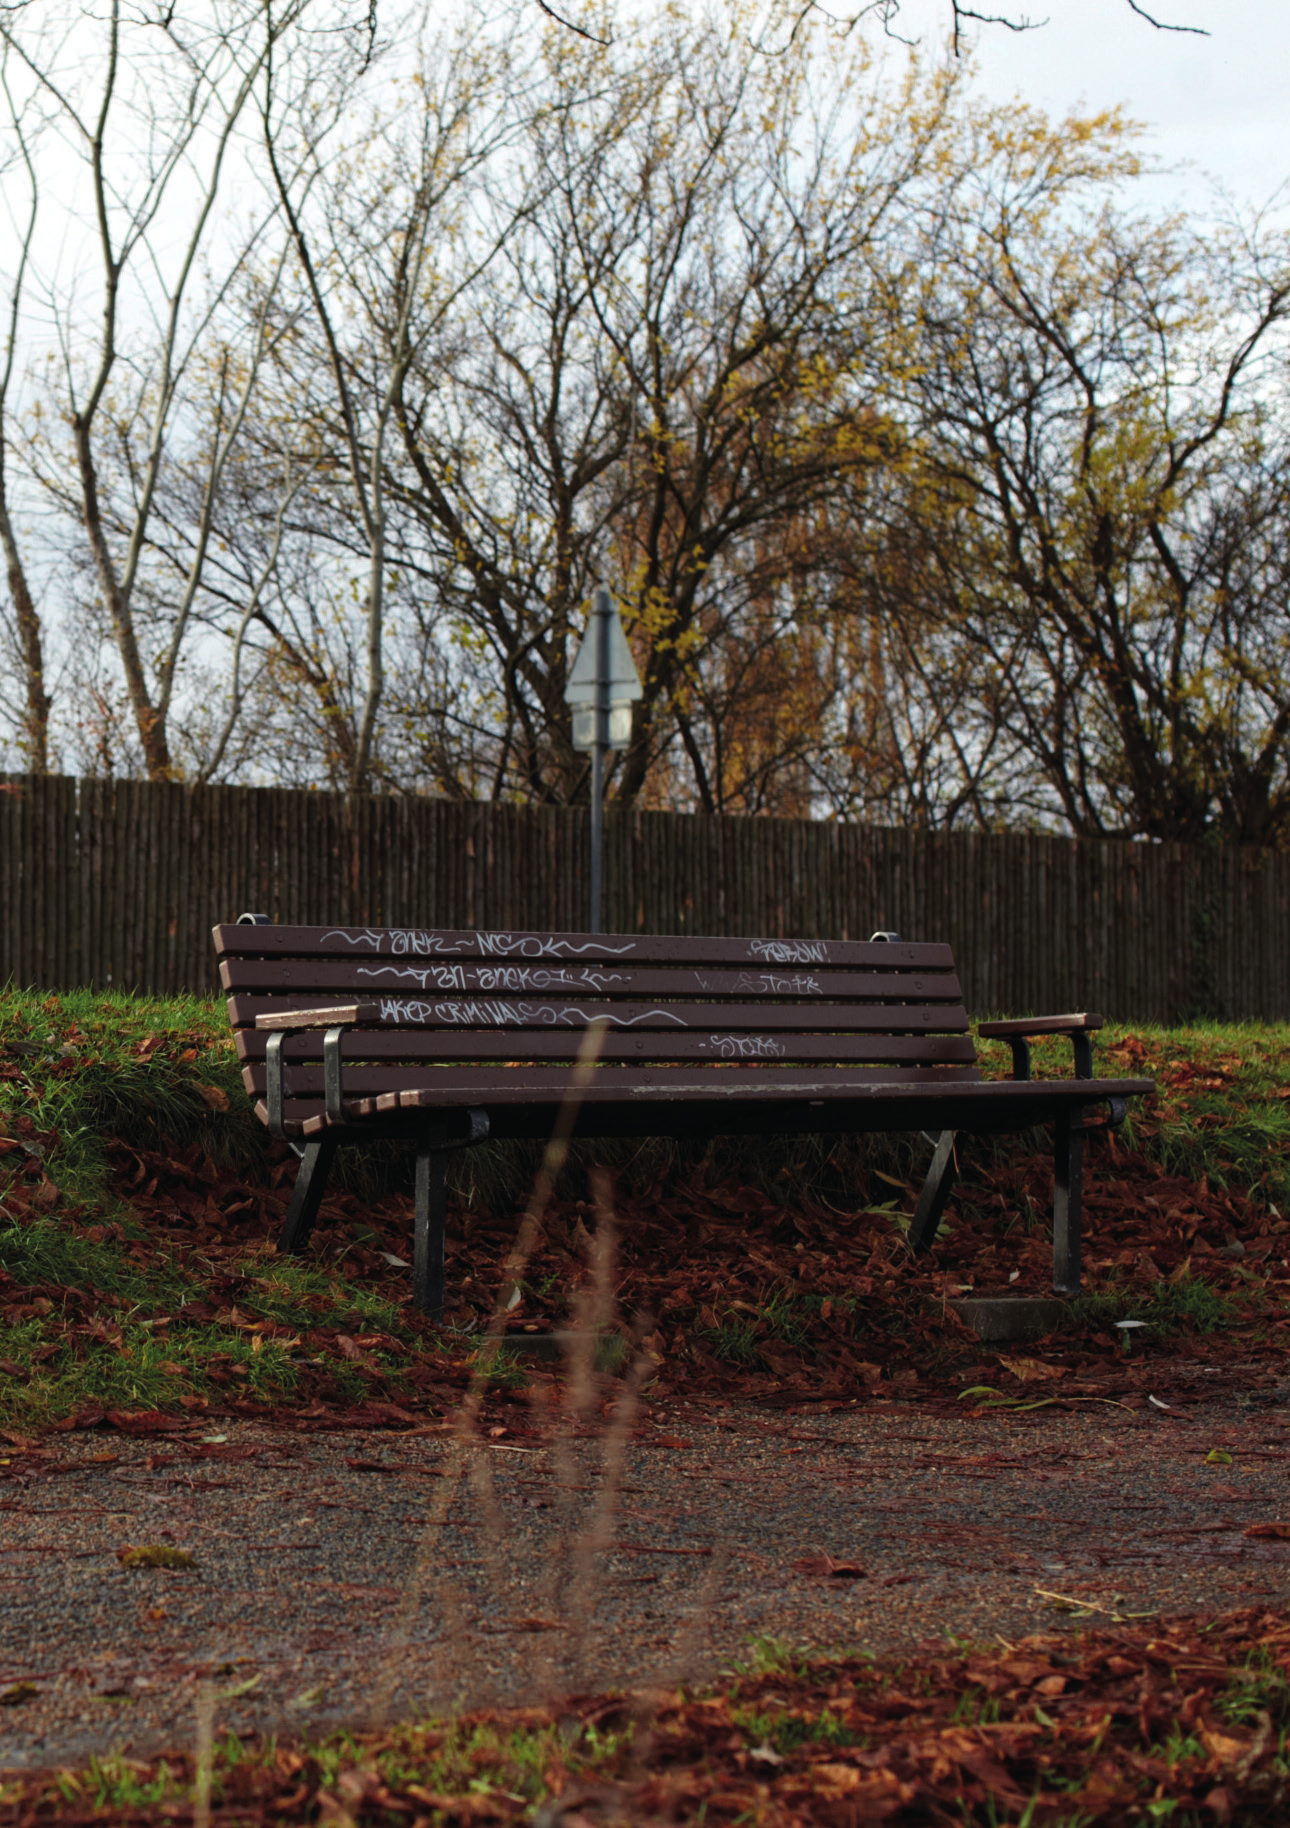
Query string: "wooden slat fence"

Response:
xmin=0 ymin=774 xmax=1287 ymax=1022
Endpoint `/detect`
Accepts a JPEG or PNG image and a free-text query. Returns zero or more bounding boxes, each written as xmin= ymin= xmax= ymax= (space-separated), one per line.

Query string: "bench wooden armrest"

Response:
xmin=259 ymin=1008 xmax=375 ymax=1138
xmin=255 ymin=1004 xmax=379 ymax=1030
xmin=976 ymin=1013 xmax=1105 ymax=1081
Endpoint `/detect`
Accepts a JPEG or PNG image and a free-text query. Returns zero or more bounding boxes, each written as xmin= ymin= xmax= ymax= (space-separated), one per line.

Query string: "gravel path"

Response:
xmin=3 ymin=1385 xmax=1289 ymax=1771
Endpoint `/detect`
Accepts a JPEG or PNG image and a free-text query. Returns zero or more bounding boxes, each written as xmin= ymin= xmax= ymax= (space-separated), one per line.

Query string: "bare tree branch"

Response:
xmin=1124 ymin=0 xmax=1208 ymax=34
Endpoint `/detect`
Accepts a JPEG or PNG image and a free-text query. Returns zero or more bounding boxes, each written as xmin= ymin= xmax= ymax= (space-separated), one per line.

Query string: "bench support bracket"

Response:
xmin=1053 ymin=1106 xmax=1083 ymax=1295
xmin=415 ymin=1136 xmax=447 ymax=1319
xmin=414 ymin=1110 xmax=491 ymax=1321
xmin=278 ymin=1134 xmax=340 ymax=1255
xmin=908 ymin=1130 xmax=957 ymax=1254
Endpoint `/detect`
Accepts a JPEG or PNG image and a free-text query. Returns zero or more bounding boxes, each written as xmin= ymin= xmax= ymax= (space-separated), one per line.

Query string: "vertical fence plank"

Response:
xmin=4 ymin=772 xmax=1290 ymax=1019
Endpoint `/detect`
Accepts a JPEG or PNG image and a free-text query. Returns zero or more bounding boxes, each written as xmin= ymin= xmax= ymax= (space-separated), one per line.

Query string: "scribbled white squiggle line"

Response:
xmin=319 ymin=926 xmax=638 ymax=960
xmin=389 ymin=930 xmax=465 ymax=956
xmin=320 ymin=927 xmax=466 ymax=956
xmin=698 ymin=1034 xmax=786 ymax=1058
xmin=474 ymin=932 xmax=638 ymax=959
xmin=373 ymin=996 xmax=689 ymax=1028
xmin=562 ymin=1007 xmax=687 ymax=1028
xmin=357 ymin=963 xmax=457 ymax=989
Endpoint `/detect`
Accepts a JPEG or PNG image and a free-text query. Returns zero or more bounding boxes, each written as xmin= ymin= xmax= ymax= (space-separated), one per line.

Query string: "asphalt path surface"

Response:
xmin=3 ymin=1384 xmax=1289 ymax=1771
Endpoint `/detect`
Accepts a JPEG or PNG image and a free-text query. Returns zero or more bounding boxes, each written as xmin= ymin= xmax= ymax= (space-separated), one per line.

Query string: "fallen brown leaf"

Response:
xmin=998 ymin=1355 xmax=1067 ymax=1382
xmin=792 ymin=1554 xmax=867 ymax=1579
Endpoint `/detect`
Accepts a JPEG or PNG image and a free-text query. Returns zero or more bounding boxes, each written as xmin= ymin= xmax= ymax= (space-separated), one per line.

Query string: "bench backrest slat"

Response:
xmin=228 ymin=995 xmax=969 ymax=1036
xmin=214 ymin=924 xmax=954 ymax=971
xmin=220 ymin=961 xmax=966 ymax=1004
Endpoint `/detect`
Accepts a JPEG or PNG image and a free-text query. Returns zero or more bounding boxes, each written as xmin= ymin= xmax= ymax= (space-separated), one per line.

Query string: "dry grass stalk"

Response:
xmin=367 ymin=1022 xmax=608 ymax=1728
xmin=192 ymin=1678 xmax=213 ymax=1828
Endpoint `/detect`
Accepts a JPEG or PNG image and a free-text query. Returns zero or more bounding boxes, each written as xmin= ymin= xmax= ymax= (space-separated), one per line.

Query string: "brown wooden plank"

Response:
xmin=356 ymin=1066 xmax=1152 ymax=1110
xmin=258 ymin=1064 xmax=1155 ymax=1136
xmin=977 ymin=1014 xmax=1104 ymax=1037
xmin=226 ymin=989 xmax=971 ymax=1034
xmin=220 ymin=960 xmax=964 ymax=1003
xmin=242 ymin=1048 xmax=980 ymax=1104
xmin=236 ymin=1031 xmax=979 ymax=1080
xmin=211 ymin=923 xmax=956 ymax=972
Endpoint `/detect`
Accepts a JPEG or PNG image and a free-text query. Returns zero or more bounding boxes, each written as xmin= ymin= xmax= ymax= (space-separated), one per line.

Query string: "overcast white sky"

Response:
xmin=886 ymin=0 xmax=1289 ymax=214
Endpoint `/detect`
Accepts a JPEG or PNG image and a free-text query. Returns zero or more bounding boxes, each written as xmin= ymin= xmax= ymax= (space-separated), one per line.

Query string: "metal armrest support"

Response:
xmin=260 ymin=1011 xmax=490 ymax=1151
xmin=976 ymin=1013 xmax=1104 ymax=1082
xmin=260 ymin=1008 xmax=364 ymax=1141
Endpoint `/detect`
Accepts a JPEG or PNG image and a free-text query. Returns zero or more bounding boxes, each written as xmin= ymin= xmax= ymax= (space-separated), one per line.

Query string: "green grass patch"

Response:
xmin=1216 ymin=1644 xmax=1290 ymax=1730
xmin=118 ymin=1545 xmax=196 ymax=1570
xmin=976 ymin=1018 xmax=1290 ymax=1211
xmin=0 ymin=987 xmax=252 ymax=1195
xmin=1 ymin=993 xmax=1289 ymax=1426
xmin=1068 ymin=1275 xmax=1240 ymax=1340
xmin=0 ymin=1212 xmax=428 ymax=1431
xmin=731 ymin=1699 xmax=861 ymax=1753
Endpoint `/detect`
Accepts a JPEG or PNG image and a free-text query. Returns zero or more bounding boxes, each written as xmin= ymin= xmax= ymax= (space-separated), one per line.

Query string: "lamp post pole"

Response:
xmin=589 ymin=588 xmax=609 ymax=935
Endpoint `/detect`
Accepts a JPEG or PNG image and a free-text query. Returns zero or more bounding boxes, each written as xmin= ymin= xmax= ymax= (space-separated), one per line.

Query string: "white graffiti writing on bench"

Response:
xmin=322 ymin=927 xmax=461 ymax=955
xmin=697 ymin=1034 xmax=786 ymax=1059
xmin=731 ymin=971 xmax=822 ymax=996
xmin=473 ymin=965 xmax=628 ymax=991
xmin=474 ymin=931 xmax=638 ymax=959
xmin=358 ymin=960 xmax=638 ymax=994
xmin=377 ymin=997 xmax=686 ymax=1028
xmin=747 ymin=939 xmax=830 ymax=965
xmin=358 ymin=962 xmax=628 ymax=994
xmin=321 ymin=926 xmax=638 ymax=960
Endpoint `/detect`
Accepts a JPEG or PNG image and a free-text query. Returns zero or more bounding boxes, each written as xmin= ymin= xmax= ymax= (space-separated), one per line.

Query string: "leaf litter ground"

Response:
xmin=6 ymin=1597 xmax=1290 ymax=1823
xmin=2 ymin=1003 xmax=1290 ymax=1816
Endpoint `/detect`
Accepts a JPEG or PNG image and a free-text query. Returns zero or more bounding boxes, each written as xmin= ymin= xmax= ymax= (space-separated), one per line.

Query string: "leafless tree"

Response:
xmin=874 ymin=113 xmax=1290 ymax=841
xmin=0 ymin=0 xmax=321 ymax=777
xmin=348 ymin=19 xmax=964 ymax=810
xmin=0 ymin=48 xmax=50 ymax=769
xmin=235 ymin=12 xmax=532 ymax=791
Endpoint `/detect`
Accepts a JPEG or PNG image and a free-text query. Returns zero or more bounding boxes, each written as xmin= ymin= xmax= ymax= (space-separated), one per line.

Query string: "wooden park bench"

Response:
xmin=214 ymin=919 xmax=1155 ymax=1319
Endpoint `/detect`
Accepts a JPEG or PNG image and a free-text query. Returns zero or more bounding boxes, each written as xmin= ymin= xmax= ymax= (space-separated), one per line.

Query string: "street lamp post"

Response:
xmin=564 ymin=586 xmax=643 ymax=933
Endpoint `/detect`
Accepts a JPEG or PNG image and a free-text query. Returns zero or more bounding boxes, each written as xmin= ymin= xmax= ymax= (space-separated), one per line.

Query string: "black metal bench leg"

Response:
xmin=278 ymin=1135 xmax=339 ymax=1254
xmin=909 ymin=1131 xmax=957 ymax=1253
xmin=1053 ymin=1106 xmax=1083 ymax=1295
xmin=414 ymin=1130 xmax=447 ymax=1320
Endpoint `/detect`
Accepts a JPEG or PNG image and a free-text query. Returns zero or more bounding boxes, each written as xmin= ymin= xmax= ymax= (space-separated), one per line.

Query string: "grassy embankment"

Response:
xmin=3 ymin=994 xmax=1290 ymax=1823
xmin=0 ymin=989 xmax=1288 ymax=1429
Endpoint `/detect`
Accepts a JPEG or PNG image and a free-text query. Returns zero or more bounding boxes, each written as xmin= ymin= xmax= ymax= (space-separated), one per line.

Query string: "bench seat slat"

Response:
xmin=250 ymin=1062 xmax=983 ymax=1108
xmin=214 ymin=923 xmax=954 ymax=971
xmin=256 ymin=1067 xmax=1154 ymax=1137
xmin=362 ymin=1067 xmax=1150 ymax=1107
